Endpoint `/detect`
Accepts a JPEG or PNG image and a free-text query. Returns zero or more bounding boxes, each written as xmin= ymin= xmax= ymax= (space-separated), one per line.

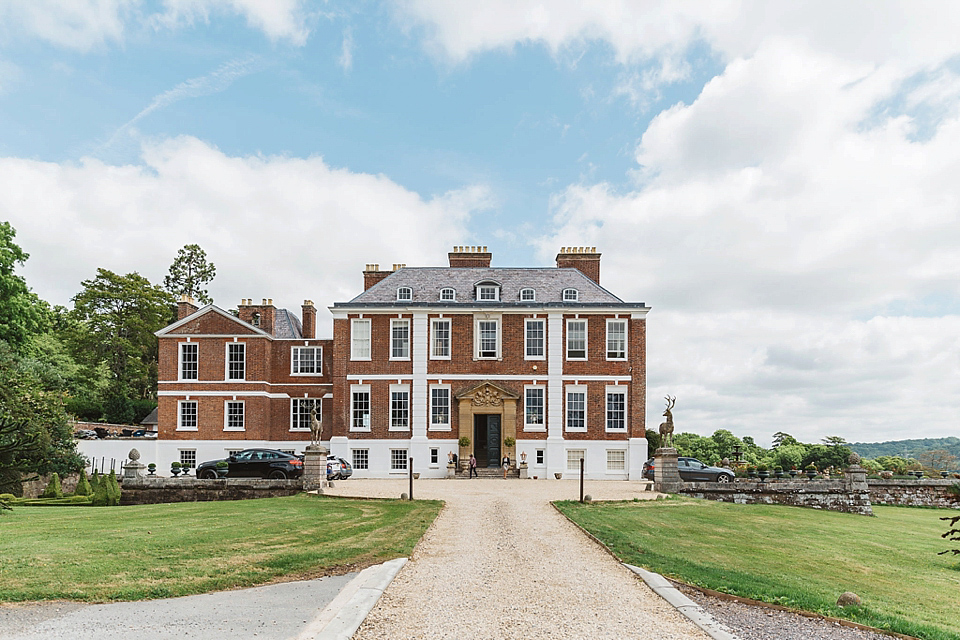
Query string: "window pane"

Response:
xmin=607 ymin=450 xmax=625 ymax=471
xmin=352 ymin=449 xmax=369 ymax=470
xmin=525 ymin=388 xmax=544 ymax=426
xmin=607 ymin=321 xmax=626 ymax=359
xmin=391 ymin=321 xmax=409 ymax=358
xmin=181 ymin=344 xmax=198 ymax=379
xmin=180 ymin=401 xmax=197 ymax=429
xmin=291 ymin=398 xmax=320 ymax=430
xmin=432 ymin=320 xmax=450 ymax=358
xmin=391 ymin=390 xmax=409 ymax=429
xmin=479 ymin=320 xmax=498 ymax=357
xmin=525 ymin=320 xmax=544 ymax=357
xmin=228 ymin=343 xmax=245 ymax=379
xmin=567 ymin=449 xmax=585 ymax=471
xmin=352 ymin=320 xmax=371 ymax=359
xmin=180 ymin=450 xmax=196 ymax=468
xmin=567 ymin=321 xmax=586 ymax=359
xmin=226 ymin=402 xmax=244 ymax=430
xmin=566 ymin=391 xmax=585 ymax=430
xmin=352 ymin=391 xmax=370 ymax=429
xmin=293 ymin=346 xmax=321 ymax=374
xmin=391 ymin=449 xmax=408 ymax=470
xmin=607 ymin=391 xmax=626 ymax=430
xmin=431 ymin=388 xmax=450 ymax=425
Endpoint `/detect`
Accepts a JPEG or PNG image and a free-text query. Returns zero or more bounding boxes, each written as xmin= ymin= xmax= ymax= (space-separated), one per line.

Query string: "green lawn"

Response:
xmin=0 ymin=494 xmax=442 ymax=602
xmin=556 ymin=499 xmax=960 ymax=640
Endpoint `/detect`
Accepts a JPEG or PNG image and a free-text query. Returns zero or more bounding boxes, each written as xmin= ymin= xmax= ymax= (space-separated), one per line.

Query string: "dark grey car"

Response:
xmin=642 ymin=456 xmax=734 ymax=482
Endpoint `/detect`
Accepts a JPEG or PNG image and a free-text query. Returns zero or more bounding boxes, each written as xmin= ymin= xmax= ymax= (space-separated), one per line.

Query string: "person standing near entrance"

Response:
xmin=501 ymin=454 xmax=510 ymax=479
xmin=469 ymin=453 xmax=478 ymax=478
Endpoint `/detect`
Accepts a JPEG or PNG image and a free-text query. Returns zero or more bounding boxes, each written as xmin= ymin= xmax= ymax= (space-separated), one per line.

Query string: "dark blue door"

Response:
xmin=486 ymin=415 xmax=501 ymax=468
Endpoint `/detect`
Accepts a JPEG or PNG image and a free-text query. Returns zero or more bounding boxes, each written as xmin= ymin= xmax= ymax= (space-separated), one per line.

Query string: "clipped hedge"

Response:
xmin=40 ymin=473 xmax=63 ymax=499
xmin=74 ymin=470 xmax=92 ymax=497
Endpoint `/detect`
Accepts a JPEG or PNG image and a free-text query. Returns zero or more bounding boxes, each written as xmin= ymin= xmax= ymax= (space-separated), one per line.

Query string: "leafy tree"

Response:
xmin=772 ymin=431 xmax=799 ymax=448
xmin=164 ymin=244 xmax=216 ymax=305
xmin=645 ymin=431 xmax=661 ymax=451
xmin=918 ymin=449 xmax=958 ymax=471
xmin=70 ymin=269 xmax=174 ymax=406
xmin=0 ymin=222 xmax=50 ymax=351
xmin=769 ymin=443 xmax=807 ymax=470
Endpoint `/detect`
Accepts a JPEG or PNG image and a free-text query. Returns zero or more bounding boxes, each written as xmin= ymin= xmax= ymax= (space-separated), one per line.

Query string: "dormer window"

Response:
xmin=520 ymin=288 xmax=536 ymax=301
xmin=476 ymin=282 xmax=500 ymax=301
xmin=397 ymin=287 xmax=413 ymax=301
xmin=440 ymin=288 xmax=456 ymax=301
xmin=562 ymin=288 xmax=579 ymax=302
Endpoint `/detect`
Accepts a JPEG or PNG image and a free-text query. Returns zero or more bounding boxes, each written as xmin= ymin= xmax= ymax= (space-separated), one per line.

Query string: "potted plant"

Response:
xmin=788 ymin=467 xmax=798 ymax=478
xmin=180 ymin=464 xmax=190 ymax=476
xmin=757 ymin=464 xmax=770 ymax=481
xmin=170 ymin=461 xmax=181 ymax=477
xmin=503 ymin=436 xmax=516 ymax=449
xmin=147 ymin=463 xmax=156 ymax=476
xmin=747 ymin=465 xmax=757 ymax=479
xmin=458 ymin=436 xmax=471 ymax=449
xmin=805 ymin=464 xmax=817 ymax=479
xmin=216 ymin=460 xmax=229 ymax=477
xmin=774 ymin=466 xmax=785 ymax=479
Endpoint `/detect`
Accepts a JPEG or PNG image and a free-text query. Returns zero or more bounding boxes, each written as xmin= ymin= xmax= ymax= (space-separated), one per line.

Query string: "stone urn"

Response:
xmin=788 ymin=469 xmax=798 ymax=478
xmin=806 ymin=469 xmax=817 ymax=479
xmin=554 ymin=472 xmax=563 ymax=480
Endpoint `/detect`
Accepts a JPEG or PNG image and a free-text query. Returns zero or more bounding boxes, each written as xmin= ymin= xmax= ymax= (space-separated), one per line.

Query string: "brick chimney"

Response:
xmin=556 ymin=247 xmax=601 ymax=284
xmin=448 ymin=245 xmax=492 ymax=268
xmin=363 ymin=264 xmax=394 ymax=291
xmin=177 ymin=295 xmax=199 ymax=320
xmin=237 ymin=298 xmax=275 ymax=335
xmin=301 ymin=300 xmax=316 ymax=339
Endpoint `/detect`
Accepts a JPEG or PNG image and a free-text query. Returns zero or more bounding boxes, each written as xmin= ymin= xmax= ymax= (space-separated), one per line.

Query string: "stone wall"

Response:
xmin=868 ymin=479 xmax=960 ymax=509
xmin=119 ymin=477 xmax=303 ymax=505
xmin=679 ymin=480 xmax=874 ymax=516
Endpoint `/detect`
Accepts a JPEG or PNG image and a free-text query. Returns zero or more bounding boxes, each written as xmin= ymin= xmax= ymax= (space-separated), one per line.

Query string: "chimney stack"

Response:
xmin=556 ymin=246 xmax=601 ymax=284
xmin=177 ymin=294 xmax=199 ymax=320
xmin=237 ymin=298 xmax=276 ymax=335
xmin=448 ymin=245 xmax=492 ymax=268
xmin=362 ymin=264 xmax=394 ymax=291
xmin=301 ymin=300 xmax=316 ymax=339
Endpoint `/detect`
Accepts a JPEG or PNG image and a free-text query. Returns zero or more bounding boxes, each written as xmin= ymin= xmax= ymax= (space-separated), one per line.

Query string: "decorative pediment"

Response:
xmin=156 ymin=305 xmax=271 ymax=338
xmin=454 ymin=381 xmax=520 ymax=406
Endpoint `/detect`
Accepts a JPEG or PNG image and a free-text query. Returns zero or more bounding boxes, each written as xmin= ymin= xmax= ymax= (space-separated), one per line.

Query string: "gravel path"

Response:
xmin=325 ymin=479 xmax=709 ymax=640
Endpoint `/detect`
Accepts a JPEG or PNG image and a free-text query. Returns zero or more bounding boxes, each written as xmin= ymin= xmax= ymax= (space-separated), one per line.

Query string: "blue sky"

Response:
xmin=1 ymin=1 xmax=959 ymax=446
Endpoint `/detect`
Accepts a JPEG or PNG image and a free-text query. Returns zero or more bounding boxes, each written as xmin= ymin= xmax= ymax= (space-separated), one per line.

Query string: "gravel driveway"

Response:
xmin=324 ymin=479 xmax=710 ymax=640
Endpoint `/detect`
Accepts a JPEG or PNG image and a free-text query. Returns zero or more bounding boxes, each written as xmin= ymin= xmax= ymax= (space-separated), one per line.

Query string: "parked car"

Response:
xmin=642 ymin=457 xmax=734 ymax=483
xmin=131 ymin=429 xmax=157 ymax=438
xmin=196 ymin=448 xmax=304 ymax=480
xmin=334 ymin=457 xmax=352 ymax=479
xmin=326 ymin=458 xmax=342 ymax=480
xmin=74 ymin=429 xmax=97 ymax=439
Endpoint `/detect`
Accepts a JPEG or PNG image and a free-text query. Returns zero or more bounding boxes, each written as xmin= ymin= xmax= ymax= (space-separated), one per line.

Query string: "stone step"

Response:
xmin=454 ymin=468 xmax=521 ymax=479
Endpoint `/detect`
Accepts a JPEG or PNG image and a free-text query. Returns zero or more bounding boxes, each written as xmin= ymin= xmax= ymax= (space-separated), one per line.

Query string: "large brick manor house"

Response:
xmin=147 ymin=247 xmax=650 ymax=480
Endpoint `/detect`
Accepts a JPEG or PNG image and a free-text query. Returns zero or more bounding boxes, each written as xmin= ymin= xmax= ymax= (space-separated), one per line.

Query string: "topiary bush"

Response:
xmin=74 ymin=470 xmax=92 ymax=497
xmin=41 ymin=473 xmax=63 ymax=499
xmin=91 ymin=474 xmax=109 ymax=506
xmin=89 ymin=470 xmax=100 ymax=493
xmin=106 ymin=470 xmax=121 ymax=506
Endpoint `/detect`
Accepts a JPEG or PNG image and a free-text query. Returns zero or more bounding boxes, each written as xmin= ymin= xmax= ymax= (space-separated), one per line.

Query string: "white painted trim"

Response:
xmin=223 ymin=399 xmax=245 ymax=431
xmin=389 ymin=318 xmax=411 ymax=361
xmin=605 ymin=318 xmax=628 ymax=361
xmin=428 ymin=384 xmax=452 ymax=430
xmin=473 ymin=314 xmax=501 ymax=360
xmin=178 ymin=342 xmax=198 ymax=381
xmin=389 ymin=384 xmax=411 ymax=431
xmin=350 ymin=318 xmax=372 ymax=361
xmin=429 ymin=317 xmax=452 ymax=360
xmin=225 ymin=341 xmax=246 ymax=381
xmin=291 ymin=345 xmax=323 ymax=375
xmin=523 ymin=384 xmax=546 ymax=431
xmin=177 ymin=399 xmax=198 ymax=431
xmin=350 ymin=384 xmax=372 ymax=432
xmin=160 ymin=381 xmax=332 ymax=387
xmin=605 ymin=385 xmax=628 ymax=433
xmin=566 ymin=318 xmax=588 ymax=361
xmin=343 ymin=373 xmax=631 ymax=382
xmin=160 ymin=390 xmax=291 ymax=398
xmin=289 ymin=396 xmax=321 ymax=432
xmin=565 ymin=385 xmax=587 ymax=433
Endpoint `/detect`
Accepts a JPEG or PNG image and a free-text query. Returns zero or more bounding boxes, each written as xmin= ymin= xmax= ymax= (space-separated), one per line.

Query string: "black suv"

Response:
xmin=643 ymin=456 xmax=734 ymax=483
xmin=196 ymin=448 xmax=304 ymax=480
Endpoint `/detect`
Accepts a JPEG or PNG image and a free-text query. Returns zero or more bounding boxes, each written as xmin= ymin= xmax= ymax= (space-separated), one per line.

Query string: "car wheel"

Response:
xmin=717 ymin=473 xmax=732 ymax=483
xmin=269 ymin=470 xmax=287 ymax=480
xmin=200 ymin=469 xmax=218 ymax=479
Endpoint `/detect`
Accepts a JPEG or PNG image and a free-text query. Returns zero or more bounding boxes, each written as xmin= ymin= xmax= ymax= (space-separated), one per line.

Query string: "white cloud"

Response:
xmin=339 ymin=27 xmax=353 ymax=71
xmin=0 ymin=0 xmax=310 ymax=50
xmin=0 ymin=136 xmax=488 ymax=333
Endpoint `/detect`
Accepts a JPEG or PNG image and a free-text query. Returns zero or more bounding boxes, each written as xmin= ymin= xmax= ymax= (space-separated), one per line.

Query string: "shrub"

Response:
xmin=216 ymin=460 xmax=228 ymax=469
xmin=458 ymin=436 xmax=471 ymax=448
xmin=91 ymin=475 xmax=109 ymax=506
xmin=805 ymin=463 xmax=818 ymax=472
xmin=757 ymin=464 xmax=769 ymax=472
xmin=74 ymin=470 xmax=92 ymax=496
xmin=503 ymin=436 xmax=516 ymax=448
xmin=90 ymin=470 xmax=100 ymax=492
xmin=106 ymin=470 xmax=121 ymax=506
xmin=171 ymin=461 xmax=181 ymax=469
xmin=41 ymin=473 xmax=63 ymax=499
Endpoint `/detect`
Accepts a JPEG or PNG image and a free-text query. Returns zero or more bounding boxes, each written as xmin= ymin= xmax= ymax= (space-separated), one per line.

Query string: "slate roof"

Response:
xmin=273 ymin=308 xmax=303 ymax=339
xmin=337 ymin=267 xmax=644 ymax=308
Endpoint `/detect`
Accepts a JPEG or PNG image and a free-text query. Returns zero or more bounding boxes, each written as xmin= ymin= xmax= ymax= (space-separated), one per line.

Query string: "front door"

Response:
xmin=486 ymin=415 xmax=501 ymax=468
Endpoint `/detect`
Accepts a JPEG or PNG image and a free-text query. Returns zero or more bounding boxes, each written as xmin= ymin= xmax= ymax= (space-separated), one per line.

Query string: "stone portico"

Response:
xmin=455 ymin=381 xmax=518 ymax=470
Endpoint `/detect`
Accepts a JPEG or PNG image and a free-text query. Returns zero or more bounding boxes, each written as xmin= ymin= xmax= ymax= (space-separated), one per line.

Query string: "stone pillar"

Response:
xmin=519 ymin=462 xmax=529 ymax=479
xmin=303 ymin=444 xmax=328 ymax=491
xmin=654 ymin=447 xmax=681 ymax=494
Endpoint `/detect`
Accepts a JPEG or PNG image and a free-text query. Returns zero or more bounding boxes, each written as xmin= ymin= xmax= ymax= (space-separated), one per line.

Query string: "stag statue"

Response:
xmin=309 ymin=405 xmax=323 ymax=446
xmin=658 ymin=396 xmax=676 ymax=449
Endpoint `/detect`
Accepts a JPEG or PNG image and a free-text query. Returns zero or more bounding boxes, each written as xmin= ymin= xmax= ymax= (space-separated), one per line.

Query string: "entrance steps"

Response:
xmin=454 ymin=468 xmax=520 ymax=479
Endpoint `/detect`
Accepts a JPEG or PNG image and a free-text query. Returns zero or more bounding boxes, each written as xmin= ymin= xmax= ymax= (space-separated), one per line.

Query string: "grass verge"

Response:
xmin=556 ymin=498 xmax=960 ymax=640
xmin=0 ymin=493 xmax=442 ymax=602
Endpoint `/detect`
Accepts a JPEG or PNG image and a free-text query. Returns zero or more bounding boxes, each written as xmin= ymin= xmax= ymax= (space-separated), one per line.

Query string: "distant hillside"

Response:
xmin=850 ymin=437 xmax=960 ymax=460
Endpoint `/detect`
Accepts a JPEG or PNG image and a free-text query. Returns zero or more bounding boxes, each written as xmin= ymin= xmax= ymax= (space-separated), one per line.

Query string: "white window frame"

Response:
xmin=567 ymin=449 xmax=586 ymax=472
xmin=563 ymin=288 xmax=579 ymax=302
xmin=605 ymin=385 xmax=627 ymax=432
xmin=291 ymin=345 xmax=323 ymax=375
xmin=476 ymin=283 xmax=500 ymax=301
xmin=524 ymin=385 xmax=546 ymax=431
xmin=429 ymin=384 xmax=451 ymax=430
xmin=350 ymin=384 xmax=372 ymax=432
xmin=179 ymin=449 xmax=197 ymax=469
xmin=535 ymin=449 xmax=545 ymax=466
xmin=430 ymin=447 xmax=439 ymax=466
xmin=607 ymin=449 xmax=626 ymax=472
xmin=397 ymin=287 xmax=412 ymax=301
xmin=565 ymin=385 xmax=587 ymax=432
xmin=224 ymin=400 xmax=245 ymax=431
xmin=524 ymin=318 xmax=545 ymax=360
xmin=474 ymin=316 xmax=501 ymax=360
xmin=389 ymin=384 xmax=410 ymax=431
xmin=390 ymin=449 xmax=409 ymax=472
xmin=290 ymin=398 xmax=321 ymax=432
xmin=519 ymin=288 xmax=535 ymax=301
xmin=566 ymin=319 xmax=588 ymax=360
xmin=179 ymin=342 xmax=198 ymax=381
xmin=352 ymin=448 xmax=369 ymax=470
xmin=439 ymin=287 xmax=456 ymax=301
xmin=606 ymin=319 xmax=627 ymax=361
xmin=225 ymin=342 xmax=246 ymax=380
xmin=351 ymin=318 xmax=371 ymax=361
xmin=430 ymin=318 xmax=451 ymax=360
xmin=390 ymin=318 xmax=410 ymax=361
xmin=177 ymin=400 xmax=198 ymax=431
